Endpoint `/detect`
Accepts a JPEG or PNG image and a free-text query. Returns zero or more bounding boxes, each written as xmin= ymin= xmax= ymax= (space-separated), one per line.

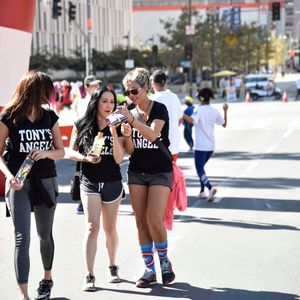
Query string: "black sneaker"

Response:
xmin=76 ymin=202 xmax=84 ymax=214
xmin=109 ymin=265 xmax=121 ymax=283
xmin=136 ymin=269 xmax=157 ymax=288
xmin=161 ymin=259 xmax=175 ymax=285
xmin=82 ymin=274 xmax=96 ymax=292
xmin=34 ymin=279 xmax=53 ymax=300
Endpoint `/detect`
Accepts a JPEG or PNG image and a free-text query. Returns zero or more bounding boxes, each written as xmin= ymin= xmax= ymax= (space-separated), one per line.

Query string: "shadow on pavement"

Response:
xmin=174 ymin=215 xmax=300 ymax=231
xmin=179 ymin=151 xmax=300 ymax=162
xmin=185 ymin=175 xmax=300 ymax=190
xmin=188 ymin=196 xmax=300 ymax=213
xmin=96 ymin=281 xmax=300 ymax=300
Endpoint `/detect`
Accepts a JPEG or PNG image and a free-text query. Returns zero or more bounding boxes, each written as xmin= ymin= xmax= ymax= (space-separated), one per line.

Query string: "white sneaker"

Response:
xmin=197 ymin=192 xmax=206 ymax=199
xmin=207 ymin=187 xmax=217 ymax=202
xmin=108 ymin=265 xmax=121 ymax=283
xmin=82 ymin=274 xmax=96 ymax=291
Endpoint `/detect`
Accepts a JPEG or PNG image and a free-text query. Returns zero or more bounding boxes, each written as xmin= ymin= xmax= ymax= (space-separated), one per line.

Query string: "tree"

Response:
xmin=159 ymin=7 xmax=275 ymax=75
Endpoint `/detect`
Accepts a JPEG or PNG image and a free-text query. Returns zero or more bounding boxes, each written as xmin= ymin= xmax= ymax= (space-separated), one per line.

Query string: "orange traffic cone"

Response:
xmin=245 ymin=91 xmax=251 ymax=103
xmin=282 ymin=91 xmax=288 ymax=102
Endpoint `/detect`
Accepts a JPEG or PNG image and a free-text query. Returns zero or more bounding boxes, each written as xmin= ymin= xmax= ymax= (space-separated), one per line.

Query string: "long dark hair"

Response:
xmin=3 ymin=70 xmax=54 ymax=125
xmin=75 ymin=86 xmax=117 ymax=153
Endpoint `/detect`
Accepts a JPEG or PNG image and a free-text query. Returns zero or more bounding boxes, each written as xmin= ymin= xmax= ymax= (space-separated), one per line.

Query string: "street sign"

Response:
xmin=185 ymin=25 xmax=195 ymax=36
xmin=180 ymin=60 xmax=191 ymax=68
xmin=125 ymin=59 xmax=134 ymax=69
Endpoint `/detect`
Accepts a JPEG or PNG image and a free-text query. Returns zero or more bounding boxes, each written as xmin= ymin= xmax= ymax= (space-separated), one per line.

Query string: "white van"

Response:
xmin=244 ymin=74 xmax=274 ymax=90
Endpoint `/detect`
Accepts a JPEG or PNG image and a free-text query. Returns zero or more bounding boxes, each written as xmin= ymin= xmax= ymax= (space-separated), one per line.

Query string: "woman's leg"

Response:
xmin=129 ymin=184 xmax=151 ymax=244
xmin=81 ymin=193 xmax=102 ymax=276
xmin=102 ymin=198 xmax=121 ymax=267
xmin=147 ymin=185 xmax=175 ymax=285
xmin=194 ymin=150 xmax=214 ymax=191
xmin=184 ymin=125 xmax=193 ymax=149
xmin=129 ymin=184 xmax=157 ymax=287
xmin=34 ymin=204 xmax=56 ymax=278
xmin=146 ymin=185 xmax=169 ymax=242
xmin=7 ymin=185 xmax=31 ymax=299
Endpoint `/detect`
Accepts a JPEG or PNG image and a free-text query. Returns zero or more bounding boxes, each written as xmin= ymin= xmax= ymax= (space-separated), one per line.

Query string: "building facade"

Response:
xmin=132 ymin=0 xmax=287 ymax=48
xmin=32 ymin=0 xmax=132 ymax=57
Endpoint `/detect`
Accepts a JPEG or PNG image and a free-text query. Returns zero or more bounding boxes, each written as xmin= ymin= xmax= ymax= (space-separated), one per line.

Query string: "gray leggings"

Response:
xmin=6 ymin=177 xmax=57 ymax=284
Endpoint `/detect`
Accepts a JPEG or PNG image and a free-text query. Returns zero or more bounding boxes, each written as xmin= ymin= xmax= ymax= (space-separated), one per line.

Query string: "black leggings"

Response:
xmin=6 ymin=178 xmax=57 ymax=284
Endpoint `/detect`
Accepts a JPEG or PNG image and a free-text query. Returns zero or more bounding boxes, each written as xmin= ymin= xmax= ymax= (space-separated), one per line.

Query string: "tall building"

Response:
xmin=32 ymin=0 xmax=132 ymax=57
xmin=132 ymin=0 xmax=286 ymax=48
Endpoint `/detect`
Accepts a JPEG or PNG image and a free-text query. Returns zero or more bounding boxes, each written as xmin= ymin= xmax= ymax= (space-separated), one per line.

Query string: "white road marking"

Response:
xmin=283 ymin=128 xmax=293 ymax=138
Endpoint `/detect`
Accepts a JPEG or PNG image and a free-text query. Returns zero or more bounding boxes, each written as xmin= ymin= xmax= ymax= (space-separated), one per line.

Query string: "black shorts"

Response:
xmin=127 ymin=170 xmax=172 ymax=190
xmin=80 ymin=175 xmax=125 ymax=204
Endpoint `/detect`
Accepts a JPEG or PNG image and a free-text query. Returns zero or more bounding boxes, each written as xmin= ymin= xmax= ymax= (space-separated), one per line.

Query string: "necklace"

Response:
xmin=136 ymin=100 xmax=152 ymax=121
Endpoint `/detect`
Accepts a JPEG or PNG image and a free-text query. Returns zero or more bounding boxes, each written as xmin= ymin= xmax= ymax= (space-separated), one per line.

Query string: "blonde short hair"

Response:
xmin=122 ymin=67 xmax=150 ymax=91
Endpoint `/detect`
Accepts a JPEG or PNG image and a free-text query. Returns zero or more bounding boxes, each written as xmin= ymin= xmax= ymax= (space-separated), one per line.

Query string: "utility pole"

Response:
xmin=85 ymin=0 xmax=92 ymax=75
xmin=188 ymin=0 xmax=193 ymax=97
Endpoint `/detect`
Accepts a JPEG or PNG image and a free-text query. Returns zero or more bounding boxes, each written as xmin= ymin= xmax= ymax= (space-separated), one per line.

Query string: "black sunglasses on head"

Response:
xmin=124 ymin=87 xmax=141 ymax=97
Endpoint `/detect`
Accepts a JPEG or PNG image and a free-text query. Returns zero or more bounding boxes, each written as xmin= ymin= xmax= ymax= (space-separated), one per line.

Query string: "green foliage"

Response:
xmin=159 ymin=7 xmax=275 ymax=74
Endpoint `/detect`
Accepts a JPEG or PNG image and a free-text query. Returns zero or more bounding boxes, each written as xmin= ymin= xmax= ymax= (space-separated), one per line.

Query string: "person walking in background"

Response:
xmin=295 ymin=77 xmax=300 ymax=100
xmin=183 ymin=96 xmax=194 ymax=152
xmin=0 ymin=70 xmax=65 ymax=300
xmin=183 ymin=88 xmax=228 ymax=202
xmin=68 ymin=87 xmax=125 ymax=292
xmin=77 ymin=75 xmax=102 ymax=118
xmin=150 ymin=69 xmax=183 ymax=161
xmin=118 ymin=67 xmax=175 ymax=288
xmin=75 ymin=75 xmax=102 ymax=215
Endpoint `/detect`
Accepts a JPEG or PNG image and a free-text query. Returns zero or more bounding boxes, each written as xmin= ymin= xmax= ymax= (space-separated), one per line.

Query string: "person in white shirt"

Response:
xmin=295 ymin=77 xmax=300 ymax=100
xmin=184 ymin=88 xmax=228 ymax=202
xmin=150 ymin=70 xmax=183 ymax=161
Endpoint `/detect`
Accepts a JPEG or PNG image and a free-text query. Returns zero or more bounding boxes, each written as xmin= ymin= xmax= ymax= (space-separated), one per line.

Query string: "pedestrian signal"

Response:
xmin=52 ymin=0 xmax=62 ymax=19
xmin=185 ymin=43 xmax=193 ymax=61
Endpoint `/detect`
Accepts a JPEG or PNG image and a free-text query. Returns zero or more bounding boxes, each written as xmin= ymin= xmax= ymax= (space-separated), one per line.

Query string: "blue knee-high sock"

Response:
xmin=140 ymin=243 xmax=155 ymax=273
xmin=154 ymin=240 xmax=168 ymax=263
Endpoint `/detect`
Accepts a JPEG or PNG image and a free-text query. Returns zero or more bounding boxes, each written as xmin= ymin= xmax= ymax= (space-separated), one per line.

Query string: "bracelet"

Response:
xmin=128 ymin=114 xmax=135 ymax=125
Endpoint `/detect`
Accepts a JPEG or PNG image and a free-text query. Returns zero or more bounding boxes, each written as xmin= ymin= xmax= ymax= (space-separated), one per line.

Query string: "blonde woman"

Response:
xmin=119 ymin=67 xmax=175 ymax=288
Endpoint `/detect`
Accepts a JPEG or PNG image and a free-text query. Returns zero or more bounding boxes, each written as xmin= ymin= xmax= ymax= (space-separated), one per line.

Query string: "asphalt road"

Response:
xmin=1 ymin=101 xmax=300 ymax=300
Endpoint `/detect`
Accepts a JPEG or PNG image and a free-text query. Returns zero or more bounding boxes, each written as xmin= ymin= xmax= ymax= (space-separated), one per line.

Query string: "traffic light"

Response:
xmin=185 ymin=42 xmax=193 ymax=61
xmin=272 ymin=2 xmax=280 ymax=21
xmin=52 ymin=0 xmax=62 ymax=19
xmin=68 ymin=1 xmax=76 ymax=22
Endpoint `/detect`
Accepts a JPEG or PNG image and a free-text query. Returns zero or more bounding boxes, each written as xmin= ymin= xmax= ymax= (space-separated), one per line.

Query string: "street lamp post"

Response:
xmin=86 ymin=0 xmax=92 ymax=75
xmin=188 ymin=0 xmax=193 ymax=97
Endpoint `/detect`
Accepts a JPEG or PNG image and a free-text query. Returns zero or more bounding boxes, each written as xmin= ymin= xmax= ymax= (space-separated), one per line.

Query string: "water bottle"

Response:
xmin=90 ymin=132 xmax=105 ymax=158
xmin=15 ymin=156 xmax=35 ymax=184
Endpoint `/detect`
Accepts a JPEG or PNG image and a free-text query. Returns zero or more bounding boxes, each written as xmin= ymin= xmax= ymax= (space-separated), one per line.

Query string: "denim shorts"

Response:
xmin=127 ymin=170 xmax=173 ymax=190
xmin=80 ymin=176 xmax=125 ymax=204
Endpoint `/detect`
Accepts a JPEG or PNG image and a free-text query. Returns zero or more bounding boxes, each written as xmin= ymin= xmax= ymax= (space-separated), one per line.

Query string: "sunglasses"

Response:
xmin=124 ymin=87 xmax=141 ymax=97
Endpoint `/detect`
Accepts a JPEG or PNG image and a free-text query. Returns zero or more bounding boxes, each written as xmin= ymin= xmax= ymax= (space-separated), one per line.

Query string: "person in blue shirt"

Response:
xmin=183 ymin=96 xmax=194 ymax=152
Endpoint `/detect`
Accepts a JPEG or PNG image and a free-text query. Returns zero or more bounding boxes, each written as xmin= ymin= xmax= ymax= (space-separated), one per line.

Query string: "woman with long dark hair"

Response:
xmin=68 ymin=87 xmax=125 ymax=291
xmin=0 ymin=70 xmax=65 ymax=300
